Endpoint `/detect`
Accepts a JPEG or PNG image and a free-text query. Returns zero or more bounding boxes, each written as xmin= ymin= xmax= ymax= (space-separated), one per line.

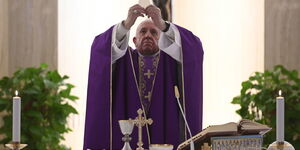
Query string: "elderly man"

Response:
xmin=84 ymin=4 xmax=203 ymax=150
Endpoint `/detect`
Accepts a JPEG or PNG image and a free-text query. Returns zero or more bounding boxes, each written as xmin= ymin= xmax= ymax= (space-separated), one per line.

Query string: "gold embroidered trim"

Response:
xmin=138 ymin=54 xmax=160 ymax=113
xmin=129 ymin=49 xmax=153 ymax=145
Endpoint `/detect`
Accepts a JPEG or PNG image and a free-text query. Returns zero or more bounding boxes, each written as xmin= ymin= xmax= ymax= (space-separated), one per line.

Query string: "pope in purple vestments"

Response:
xmin=84 ymin=4 xmax=203 ymax=150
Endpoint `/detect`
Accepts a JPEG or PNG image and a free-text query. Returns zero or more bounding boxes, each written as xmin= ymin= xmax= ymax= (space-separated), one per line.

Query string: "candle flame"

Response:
xmin=15 ymin=90 xmax=18 ymax=96
xmin=279 ymin=90 xmax=282 ymax=96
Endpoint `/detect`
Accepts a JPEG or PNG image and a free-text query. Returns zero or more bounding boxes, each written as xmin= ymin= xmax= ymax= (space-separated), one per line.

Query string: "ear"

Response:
xmin=133 ymin=37 xmax=137 ymax=45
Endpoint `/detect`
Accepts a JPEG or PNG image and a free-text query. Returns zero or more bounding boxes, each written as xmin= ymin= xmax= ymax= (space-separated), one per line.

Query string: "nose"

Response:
xmin=145 ymin=31 xmax=152 ymax=38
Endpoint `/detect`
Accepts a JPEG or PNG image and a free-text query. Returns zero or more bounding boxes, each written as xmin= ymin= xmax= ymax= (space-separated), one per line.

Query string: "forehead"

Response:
xmin=137 ymin=21 xmax=159 ymax=32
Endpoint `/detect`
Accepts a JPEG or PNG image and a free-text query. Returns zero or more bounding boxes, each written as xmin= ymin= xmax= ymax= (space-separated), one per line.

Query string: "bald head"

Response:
xmin=133 ymin=19 xmax=161 ymax=56
xmin=135 ymin=19 xmax=160 ymax=36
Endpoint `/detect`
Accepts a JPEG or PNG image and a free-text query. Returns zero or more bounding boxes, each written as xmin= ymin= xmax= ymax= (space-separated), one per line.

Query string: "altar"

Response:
xmin=211 ymin=135 xmax=263 ymax=150
xmin=117 ymin=106 xmax=272 ymax=150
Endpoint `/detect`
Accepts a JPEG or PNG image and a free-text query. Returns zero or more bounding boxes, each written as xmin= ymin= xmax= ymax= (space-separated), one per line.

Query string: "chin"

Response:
xmin=139 ymin=50 xmax=153 ymax=56
xmin=139 ymin=46 xmax=159 ymax=55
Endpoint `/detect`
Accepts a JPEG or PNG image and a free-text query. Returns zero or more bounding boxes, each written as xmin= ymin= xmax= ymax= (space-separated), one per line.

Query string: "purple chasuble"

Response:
xmin=84 ymin=25 xmax=203 ymax=150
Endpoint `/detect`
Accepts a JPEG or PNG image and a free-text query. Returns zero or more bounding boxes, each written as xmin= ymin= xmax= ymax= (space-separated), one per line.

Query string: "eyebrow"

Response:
xmin=150 ymin=29 xmax=157 ymax=33
xmin=140 ymin=27 xmax=147 ymax=31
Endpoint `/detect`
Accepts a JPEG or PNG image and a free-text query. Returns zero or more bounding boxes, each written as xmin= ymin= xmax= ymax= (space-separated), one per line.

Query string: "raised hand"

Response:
xmin=145 ymin=5 xmax=166 ymax=31
xmin=123 ymin=4 xmax=146 ymax=29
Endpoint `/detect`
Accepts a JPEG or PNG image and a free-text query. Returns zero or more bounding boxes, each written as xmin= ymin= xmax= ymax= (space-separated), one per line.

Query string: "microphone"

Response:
xmin=174 ymin=86 xmax=194 ymax=150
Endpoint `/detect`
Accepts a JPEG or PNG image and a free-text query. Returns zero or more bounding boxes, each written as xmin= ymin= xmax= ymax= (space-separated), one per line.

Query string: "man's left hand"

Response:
xmin=145 ymin=5 xmax=166 ymax=31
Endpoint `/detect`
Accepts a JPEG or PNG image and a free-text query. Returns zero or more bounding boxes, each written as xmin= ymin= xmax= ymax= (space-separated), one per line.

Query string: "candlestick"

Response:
xmin=267 ymin=90 xmax=295 ymax=150
xmin=276 ymin=90 xmax=284 ymax=142
xmin=5 ymin=142 xmax=27 ymax=150
xmin=5 ymin=91 xmax=27 ymax=150
xmin=13 ymin=91 xmax=21 ymax=142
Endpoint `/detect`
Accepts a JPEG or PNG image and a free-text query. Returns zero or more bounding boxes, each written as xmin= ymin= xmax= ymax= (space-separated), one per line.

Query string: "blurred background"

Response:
xmin=0 ymin=0 xmax=299 ymax=149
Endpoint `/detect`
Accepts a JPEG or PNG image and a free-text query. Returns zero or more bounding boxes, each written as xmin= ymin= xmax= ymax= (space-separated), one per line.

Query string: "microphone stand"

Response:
xmin=174 ymin=86 xmax=194 ymax=150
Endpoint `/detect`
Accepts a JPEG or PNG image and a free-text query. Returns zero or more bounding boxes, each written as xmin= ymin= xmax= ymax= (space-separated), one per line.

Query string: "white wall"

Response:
xmin=173 ymin=0 xmax=264 ymax=128
xmin=58 ymin=0 xmax=137 ymax=149
xmin=59 ymin=0 xmax=264 ymax=149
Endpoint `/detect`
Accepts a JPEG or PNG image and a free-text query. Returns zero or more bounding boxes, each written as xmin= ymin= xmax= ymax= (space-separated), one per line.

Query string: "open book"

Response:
xmin=177 ymin=119 xmax=271 ymax=150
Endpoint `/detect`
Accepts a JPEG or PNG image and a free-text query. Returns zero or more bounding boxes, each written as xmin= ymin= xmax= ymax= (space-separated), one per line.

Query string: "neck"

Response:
xmin=137 ymin=50 xmax=160 ymax=57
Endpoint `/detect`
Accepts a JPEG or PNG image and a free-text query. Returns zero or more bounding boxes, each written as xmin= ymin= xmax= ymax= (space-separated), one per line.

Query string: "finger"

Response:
xmin=131 ymin=4 xmax=142 ymax=9
xmin=145 ymin=4 xmax=156 ymax=11
xmin=137 ymin=13 xmax=145 ymax=18
xmin=131 ymin=9 xmax=146 ymax=15
xmin=134 ymin=10 xmax=145 ymax=16
xmin=146 ymin=9 xmax=158 ymax=14
xmin=145 ymin=6 xmax=153 ymax=14
xmin=146 ymin=5 xmax=160 ymax=14
xmin=147 ymin=11 xmax=159 ymax=18
xmin=136 ymin=9 xmax=147 ymax=14
xmin=147 ymin=13 xmax=156 ymax=19
xmin=146 ymin=6 xmax=160 ymax=16
xmin=132 ymin=10 xmax=146 ymax=17
xmin=131 ymin=5 xmax=146 ymax=13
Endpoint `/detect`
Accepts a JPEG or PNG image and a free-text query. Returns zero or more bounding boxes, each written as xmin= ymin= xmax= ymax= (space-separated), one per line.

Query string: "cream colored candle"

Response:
xmin=276 ymin=90 xmax=284 ymax=142
xmin=13 ymin=91 xmax=21 ymax=142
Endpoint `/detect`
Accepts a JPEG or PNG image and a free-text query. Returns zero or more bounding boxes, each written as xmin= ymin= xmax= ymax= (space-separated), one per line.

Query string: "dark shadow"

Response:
xmin=153 ymin=0 xmax=172 ymax=22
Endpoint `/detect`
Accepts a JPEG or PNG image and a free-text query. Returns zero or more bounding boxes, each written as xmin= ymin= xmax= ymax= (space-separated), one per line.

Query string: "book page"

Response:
xmin=238 ymin=119 xmax=271 ymax=135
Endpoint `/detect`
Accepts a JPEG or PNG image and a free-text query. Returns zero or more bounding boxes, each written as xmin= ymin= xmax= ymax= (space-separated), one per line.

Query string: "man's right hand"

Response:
xmin=123 ymin=4 xmax=146 ymax=30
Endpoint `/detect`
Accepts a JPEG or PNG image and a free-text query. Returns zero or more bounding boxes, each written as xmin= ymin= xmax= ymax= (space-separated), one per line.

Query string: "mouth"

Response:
xmin=144 ymin=41 xmax=152 ymax=44
xmin=142 ymin=38 xmax=154 ymax=44
xmin=142 ymin=40 xmax=154 ymax=47
xmin=143 ymin=42 xmax=152 ymax=45
xmin=143 ymin=43 xmax=153 ymax=49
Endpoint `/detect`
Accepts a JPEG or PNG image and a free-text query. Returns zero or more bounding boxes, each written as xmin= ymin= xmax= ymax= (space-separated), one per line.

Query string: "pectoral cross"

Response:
xmin=144 ymin=69 xmax=154 ymax=79
xmin=131 ymin=109 xmax=153 ymax=150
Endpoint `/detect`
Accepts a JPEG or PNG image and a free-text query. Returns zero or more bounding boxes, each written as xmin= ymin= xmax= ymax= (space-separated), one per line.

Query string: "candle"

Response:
xmin=13 ymin=90 xmax=21 ymax=142
xmin=276 ymin=90 xmax=284 ymax=142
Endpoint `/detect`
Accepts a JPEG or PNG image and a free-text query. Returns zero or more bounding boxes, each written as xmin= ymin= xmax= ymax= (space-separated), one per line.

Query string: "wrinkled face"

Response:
xmin=133 ymin=20 xmax=161 ymax=56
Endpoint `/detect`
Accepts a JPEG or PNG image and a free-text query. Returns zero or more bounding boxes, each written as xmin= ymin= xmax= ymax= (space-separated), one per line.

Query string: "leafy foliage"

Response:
xmin=0 ymin=64 xmax=78 ymax=150
xmin=232 ymin=65 xmax=300 ymax=148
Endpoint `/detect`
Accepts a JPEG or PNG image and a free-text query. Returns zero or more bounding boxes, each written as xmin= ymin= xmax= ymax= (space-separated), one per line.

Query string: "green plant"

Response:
xmin=232 ymin=65 xmax=300 ymax=148
xmin=0 ymin=64 xmax=78 ymax=150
